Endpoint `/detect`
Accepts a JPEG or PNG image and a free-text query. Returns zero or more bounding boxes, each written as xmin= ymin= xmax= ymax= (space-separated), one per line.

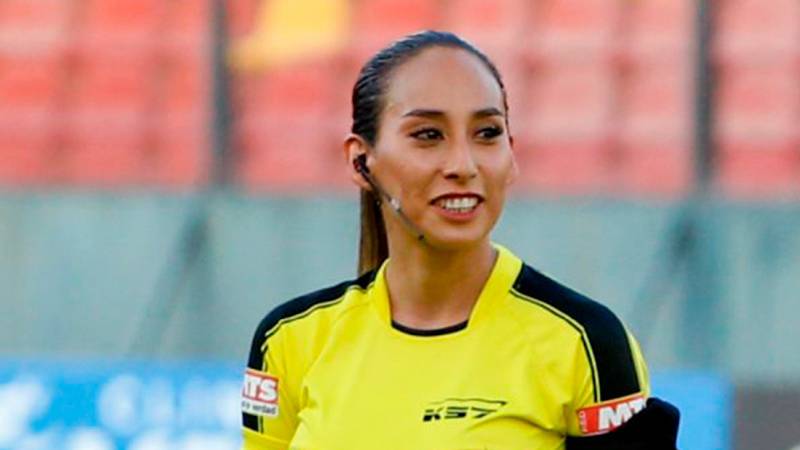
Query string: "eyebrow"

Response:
xmin=474 ymin=107 xmax=504 ymax=119
xmin=401 ymin=107 xmax=504 ymax=119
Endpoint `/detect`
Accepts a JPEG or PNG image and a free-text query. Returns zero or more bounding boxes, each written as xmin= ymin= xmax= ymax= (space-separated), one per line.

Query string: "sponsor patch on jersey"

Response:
xmin=421 ymin=398 xmax=507 ymax=422
xmin=241 ymin=368 xmax=279 ymax=417
xmin=577 ymin=394 xmax=646 ymax=435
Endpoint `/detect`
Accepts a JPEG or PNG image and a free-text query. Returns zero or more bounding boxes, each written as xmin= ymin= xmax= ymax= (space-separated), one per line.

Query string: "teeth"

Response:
xmin=439 ymin=197 xmax=478 ymax=212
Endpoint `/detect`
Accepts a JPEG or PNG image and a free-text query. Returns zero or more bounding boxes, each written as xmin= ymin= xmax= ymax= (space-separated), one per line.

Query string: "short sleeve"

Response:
xmin=241 ymin=318 xmax=300 ymax=450
xmin=565 ymin=329 xmax=650 ymax=437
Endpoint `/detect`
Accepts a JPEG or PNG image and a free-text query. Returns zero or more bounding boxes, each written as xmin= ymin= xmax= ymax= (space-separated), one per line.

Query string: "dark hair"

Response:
xmin=351 ymin=30 xmax=509 ymax=276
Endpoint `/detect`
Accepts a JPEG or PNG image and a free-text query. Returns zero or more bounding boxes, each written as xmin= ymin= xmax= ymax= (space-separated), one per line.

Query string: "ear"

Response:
xmin=344 ymin=133 xmax=372 ymax=191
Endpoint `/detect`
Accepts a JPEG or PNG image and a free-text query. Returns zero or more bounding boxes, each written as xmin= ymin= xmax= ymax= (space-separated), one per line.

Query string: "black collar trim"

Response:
xmin=391 ymin=319 xmax=468 ymax=336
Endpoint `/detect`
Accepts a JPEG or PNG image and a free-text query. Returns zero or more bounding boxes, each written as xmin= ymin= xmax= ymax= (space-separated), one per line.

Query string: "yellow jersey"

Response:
xmin=241 ymin=245 xmax=650 ymax=450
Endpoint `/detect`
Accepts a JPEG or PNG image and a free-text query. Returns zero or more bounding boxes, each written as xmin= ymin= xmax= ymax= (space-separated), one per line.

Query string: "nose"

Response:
xmin=442 ymin=141 xmax=478 ymax=181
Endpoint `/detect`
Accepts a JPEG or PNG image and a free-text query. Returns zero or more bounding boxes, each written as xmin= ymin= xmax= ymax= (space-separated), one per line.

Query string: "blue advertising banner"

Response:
xmin=0 ymin=360 xmax=731 ymax=450
xmin=0 ymin=360 xmax=242 ymax=450
xmin=652 ymin=371 xmax=733 ymax=450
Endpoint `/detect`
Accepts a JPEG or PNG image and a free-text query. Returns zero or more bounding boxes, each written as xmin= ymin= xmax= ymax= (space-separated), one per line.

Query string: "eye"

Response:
xmin=410 ymin=128 xmax=444 ymax=141
xmin=476 ymin=126 xmax=504 ymax=141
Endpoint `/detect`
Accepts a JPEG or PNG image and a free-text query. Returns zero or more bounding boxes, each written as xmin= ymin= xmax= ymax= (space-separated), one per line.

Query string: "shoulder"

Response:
xmin=509 ymin=263 xmax=642 ymax=402
xmin=246 ymin=270 xmax=376 ymax=368
xmin=510 ymin=263 xmax=625 ymax=342
xmin=252 ymin=269 xmax=377 ymax=345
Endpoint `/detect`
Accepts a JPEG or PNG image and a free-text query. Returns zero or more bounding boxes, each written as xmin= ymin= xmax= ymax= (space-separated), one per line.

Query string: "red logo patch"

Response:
xmin=577 ymin=394 xmax=646 ymax=435
xmin=241 ymin=368 xmax=279 ymax=417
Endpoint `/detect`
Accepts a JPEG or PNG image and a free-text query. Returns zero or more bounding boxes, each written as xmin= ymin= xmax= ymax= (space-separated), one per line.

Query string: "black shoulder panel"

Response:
xmin=512 ymin=264 xmax=640 ymax=402
xmin=247 ymin=269 xmax=377 ymax=367
xmin=243 ymin=270 xmax=376 ymax=431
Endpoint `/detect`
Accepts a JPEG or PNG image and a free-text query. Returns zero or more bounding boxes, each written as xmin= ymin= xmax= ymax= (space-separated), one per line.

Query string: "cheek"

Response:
xmin=392 ymin=161 xmax=437 ymax=197
xmin=487 ymin=153 xmax=517 ymax=190
xmin=378 ymin=166 xmax=429 ymax=212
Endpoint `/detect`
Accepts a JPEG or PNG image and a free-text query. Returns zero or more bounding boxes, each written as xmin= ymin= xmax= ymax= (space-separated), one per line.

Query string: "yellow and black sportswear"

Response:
xmin=241 ymin=245 xmax=650 ymax=450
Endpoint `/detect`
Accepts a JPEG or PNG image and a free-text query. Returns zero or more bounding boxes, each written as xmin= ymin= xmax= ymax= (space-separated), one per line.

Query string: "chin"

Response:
xmin=422 ymin=226 xmax=491 ymax=252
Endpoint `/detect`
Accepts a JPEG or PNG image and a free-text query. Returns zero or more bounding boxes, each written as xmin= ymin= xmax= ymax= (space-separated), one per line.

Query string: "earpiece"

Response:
xmin=353 ymin=154 xmax=369 ymax=176
xmin=351 ymin=153 xmax=425 ymax=242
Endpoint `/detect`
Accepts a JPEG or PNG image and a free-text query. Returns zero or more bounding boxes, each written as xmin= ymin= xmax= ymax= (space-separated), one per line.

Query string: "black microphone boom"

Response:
xmin=354 ymin=155 xmax=426 ymax=242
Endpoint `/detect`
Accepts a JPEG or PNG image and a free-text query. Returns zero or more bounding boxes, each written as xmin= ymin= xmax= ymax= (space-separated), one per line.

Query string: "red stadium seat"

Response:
xmin=68 ymin=47 xmax=156 ymax=113
xmin=0 ymin=0 xmax=213 ymax=189
xmin=523 ymin=63 xmax=615 ymax=143
xmin=615 ymin=142 xmax=692 ymax=197
xmin=167 ymin=0 xmax=211 ymax=38
xmin=528 ymin=0 xmax=621 ymax=63
xmin=152 ymin=114 xmax=209 ymax=188
xmin=226 ymin=0 xmax=262 ymax=38
xmin=60 ymin=111 xmax=151 ymax=186
xmin=517 ymin=138 xmax=691 ymax=198
xmin=0 ymin=49 xmax=63 ymax=109
xmin=714 ymin=63 xmax=800 ymax=198
xmin=234 ymin=59 xmax=340 ymax=121
xmin=157 ymin=1 xmax=211 ymax=56
xmin=443 ymin=0 xmax=530 ymax=46
xmin=0 ymin=0 xmax=71 ymax=32
xmin=160 ymin=50 xmax=211 ymax=114
xmin=349 ymin=0 xmax=440 ymax=61
xmin=235 ymin=116 xmax=344 ymax=191
xmin=623 ymin=0 xmax=692 ymax=63
xmin=715 ymin=65 xmax=798 ymax=146
xmin=715 ymin=0 xmax=800 ymax=63
xmin=615 ymin=63 xmax=692 ymax=196
xmin=513 ymin=140 xmax=612 ymax=194
xmin=0 ymin=0 xmax=69 ymax=186
xmin=716 ymin=140 xmax=800 ymax=198
xmin=0 ymin=112 xmax=55 ymax=185
xmin=619 ymin=63 xmax=692 ymax=146
xmin=80 ymin=0 xmax=164 ymax=36
xmin=495 ymin=57 xmax=529 ymax=135
xmin=328 ymin=57 xmax=360 ymax=119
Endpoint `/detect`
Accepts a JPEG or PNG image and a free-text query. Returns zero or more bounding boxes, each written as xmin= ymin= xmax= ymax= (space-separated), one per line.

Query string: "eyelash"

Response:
xmin=409 ymin=126 xmax=504 ymax=142
xmin=410 ymin=128 xmax=443 ymax=141
xmin=477 ymin=126 xmax=503 ymax=140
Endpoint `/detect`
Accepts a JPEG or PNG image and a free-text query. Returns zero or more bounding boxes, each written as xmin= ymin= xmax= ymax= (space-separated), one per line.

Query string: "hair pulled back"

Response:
xmin=351 ymin=30 xmax=508 ymax=276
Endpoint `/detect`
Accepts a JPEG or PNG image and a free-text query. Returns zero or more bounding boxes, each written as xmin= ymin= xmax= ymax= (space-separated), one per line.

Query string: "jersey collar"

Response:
xmin=369 ymin=243 xmax=523 ymax=332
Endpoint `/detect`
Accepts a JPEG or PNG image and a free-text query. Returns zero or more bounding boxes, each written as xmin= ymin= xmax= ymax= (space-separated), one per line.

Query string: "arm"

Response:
xmin=241 ymin=317 xmax=300 ymax=450
xmin=565 ymin=330 xmax=680 ymax=449
xmin=565 ymin=397 xmax=680 ymax=450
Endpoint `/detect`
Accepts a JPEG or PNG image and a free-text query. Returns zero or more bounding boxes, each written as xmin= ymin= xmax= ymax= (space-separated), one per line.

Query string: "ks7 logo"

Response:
xmin=422 ymin=398 xmax=507 ymax=422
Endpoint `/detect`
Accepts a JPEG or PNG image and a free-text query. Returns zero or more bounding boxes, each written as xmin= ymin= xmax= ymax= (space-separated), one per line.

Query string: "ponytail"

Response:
xmin=357 ymin=189 xmax=388 ymax=276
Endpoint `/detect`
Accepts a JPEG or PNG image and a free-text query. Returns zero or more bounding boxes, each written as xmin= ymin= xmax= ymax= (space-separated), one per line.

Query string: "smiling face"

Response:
xmin=347 ymin=46 xmax=518 ymax=251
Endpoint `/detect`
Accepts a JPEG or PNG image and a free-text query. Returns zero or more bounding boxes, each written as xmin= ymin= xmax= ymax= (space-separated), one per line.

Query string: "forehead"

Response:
xmin=382 ymin=46 xmax=504 ymax=117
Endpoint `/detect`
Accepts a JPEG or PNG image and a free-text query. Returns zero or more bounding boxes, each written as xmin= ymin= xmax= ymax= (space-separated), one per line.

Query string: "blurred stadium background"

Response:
xmin=0 ymin=0 xmax=799 ymax=449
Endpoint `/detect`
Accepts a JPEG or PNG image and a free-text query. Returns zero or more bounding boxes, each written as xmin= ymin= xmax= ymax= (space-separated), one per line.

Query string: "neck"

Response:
xmin=384 ymin=235 xmax=497 ymax=331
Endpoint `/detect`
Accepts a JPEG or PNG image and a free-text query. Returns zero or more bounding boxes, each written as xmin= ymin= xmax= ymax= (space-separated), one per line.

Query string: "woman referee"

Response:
xmin=241 ymin=31 xmax=679 ymax=450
